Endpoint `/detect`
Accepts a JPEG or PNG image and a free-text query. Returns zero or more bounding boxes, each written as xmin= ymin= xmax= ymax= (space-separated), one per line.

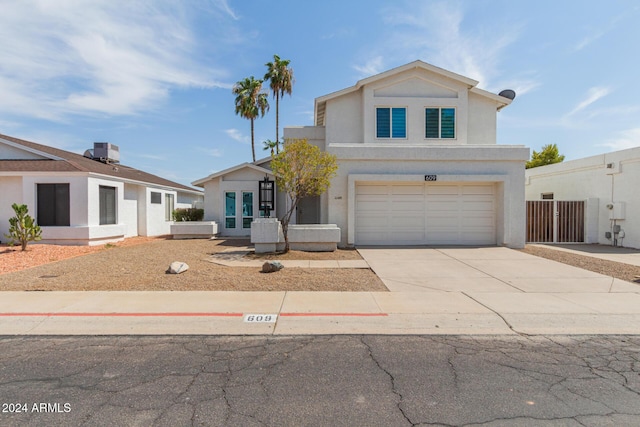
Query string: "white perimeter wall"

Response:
xmin=526 ymin=147 xmax=640 ymax=249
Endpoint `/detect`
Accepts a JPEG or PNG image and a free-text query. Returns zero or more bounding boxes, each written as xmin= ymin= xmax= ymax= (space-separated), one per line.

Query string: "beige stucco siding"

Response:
xmin=468 ymin=92 xmax=498 ymax=145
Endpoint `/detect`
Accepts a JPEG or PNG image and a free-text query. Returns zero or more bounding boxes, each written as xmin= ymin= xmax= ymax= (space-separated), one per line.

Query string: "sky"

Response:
xmin=1 ymin=0 xmax=639 ymax=188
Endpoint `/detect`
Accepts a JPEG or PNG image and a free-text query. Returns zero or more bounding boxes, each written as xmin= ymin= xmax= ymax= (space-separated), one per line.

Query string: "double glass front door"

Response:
xmin=224 ymin=191 xmax=254 ymax=235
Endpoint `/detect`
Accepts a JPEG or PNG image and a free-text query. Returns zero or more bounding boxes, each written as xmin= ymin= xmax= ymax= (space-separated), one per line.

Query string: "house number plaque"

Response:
xmin=424 ymin=175 xmax=437 ymax=181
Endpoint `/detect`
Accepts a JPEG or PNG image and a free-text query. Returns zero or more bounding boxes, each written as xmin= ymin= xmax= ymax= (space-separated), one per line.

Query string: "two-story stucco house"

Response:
xmin=0 ymin=134 xmax=203 ymax=246
xmin=194 ymin=60 xmax=529 ymax=248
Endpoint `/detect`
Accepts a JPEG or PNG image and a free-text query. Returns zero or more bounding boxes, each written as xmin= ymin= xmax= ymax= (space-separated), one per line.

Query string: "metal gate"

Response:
xmin=526 ymin=200 xmax=585 ymax=243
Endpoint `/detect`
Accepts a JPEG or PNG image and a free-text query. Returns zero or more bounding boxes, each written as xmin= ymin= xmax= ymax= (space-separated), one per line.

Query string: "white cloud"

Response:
xmin=197 ymin=147 xmax=224 ymax=157
xmin=494 ymin=78 xmax=541 ymax=97
xmin=370 ymin=1 xmax=521 ymax=89
xmin=566 ymin=86 xmax=611 ymax=117
xmin=353 ymin=56 xmax=384 ymax=78
xmin=0 ymin=1 xmax=234 ymax=120
xmin=225 ymin=128 xmax=249 ymax=144
xmin=600 ymin=128 xmax=640 ymax=151
xmin=575 ymin=30 xmax=606 ymax=51
xmin=215 ymin=0 xmax=239 ymax=20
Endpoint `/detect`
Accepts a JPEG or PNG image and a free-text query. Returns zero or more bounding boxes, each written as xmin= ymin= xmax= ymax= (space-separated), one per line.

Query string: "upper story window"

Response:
xmin=376 ymin=107 xmax=406 ymax=139
xmin=425 ymin=108 xmax=455 ymax=139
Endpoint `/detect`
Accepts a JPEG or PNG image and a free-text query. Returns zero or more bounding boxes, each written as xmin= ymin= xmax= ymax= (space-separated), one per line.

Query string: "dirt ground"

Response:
xmin=0 ymin=238 xmax=387 ymax=292
xmin=519 ymin=245 xmax=640 ymax=283
xmin=2 ymin=238 xmax=639 ymax=292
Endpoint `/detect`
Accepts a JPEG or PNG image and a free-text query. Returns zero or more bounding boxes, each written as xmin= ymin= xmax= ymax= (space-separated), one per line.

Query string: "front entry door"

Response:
xmin=297 ymin=195 xmax=320 ymax=224
xmin=224 ymin=191 xmax=255 ymax=236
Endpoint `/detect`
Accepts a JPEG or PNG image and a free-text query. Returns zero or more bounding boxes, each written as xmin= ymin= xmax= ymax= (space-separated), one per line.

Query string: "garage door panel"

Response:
xmin=428 ymin=201 xmax=459 ymax=211
xmin=427 ymin=185 xmax=459 ymax=195
xmin=392 ymin=185 xmax=424 ymax=195
xmin=462 ymin=185 xmax=495 ymax=195
xmin=391 ymin=201 xmax=424 ymax=211
xmin=355 ymin=183 xmax=496 ymax=245
xmin=463 ymin=201 xmax=494 ymax=211
xmin=357 ymin=185 xmax=389 ymax=195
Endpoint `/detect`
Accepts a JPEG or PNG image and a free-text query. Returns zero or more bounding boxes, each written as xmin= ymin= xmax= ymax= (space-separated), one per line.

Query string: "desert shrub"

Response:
xmin=4 ymin=203 xmax=42 ymax=251
xmin=172 ymin=208 xmax=204 ymax=222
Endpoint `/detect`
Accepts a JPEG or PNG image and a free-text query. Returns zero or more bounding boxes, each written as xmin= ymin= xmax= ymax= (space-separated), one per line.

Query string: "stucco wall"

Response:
xmin=123 ymin=183 xmax=139 ymax=237
xmin=468 ymin=92 xmax=497 ymax=145
xmin=325 ymin=91 xmax=363 ymax=144
xmin=525 ymin=147 xmax=640 ymax=249
xmin=0 ymin=176 xmax=24 ymax=241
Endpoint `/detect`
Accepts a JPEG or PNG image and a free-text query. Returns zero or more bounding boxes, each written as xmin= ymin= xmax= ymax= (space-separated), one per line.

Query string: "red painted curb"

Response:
xmin=0 ymin=312 xmax=244 ymax=317
xmin=279 ymin=313 xmax=388 ymax=317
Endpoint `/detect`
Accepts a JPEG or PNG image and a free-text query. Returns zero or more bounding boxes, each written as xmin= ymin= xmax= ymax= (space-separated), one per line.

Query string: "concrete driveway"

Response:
xmin=357 ymin=246 xmax=638 ymax=293
xmin=358 ymin=246 xmax=640 ymax=334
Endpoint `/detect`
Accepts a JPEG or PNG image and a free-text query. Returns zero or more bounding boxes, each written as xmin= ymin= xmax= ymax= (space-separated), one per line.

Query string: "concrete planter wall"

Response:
xmin=288 ymin=224 xmax=340 ymax=252
xmin=251 ymin=218 xmax=340 ymax=253
xmin=251 ymin=218 xmax=285 ymax=253
xmin=170 ymin=221 xmax=218 ymax=239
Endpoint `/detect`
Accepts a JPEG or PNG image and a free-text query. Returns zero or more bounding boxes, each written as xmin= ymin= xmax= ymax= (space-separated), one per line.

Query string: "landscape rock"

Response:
xmin=261 ymin=261 xmax=284 ymax=273
xmin=167 ymin=261 xmax=189 ymax=274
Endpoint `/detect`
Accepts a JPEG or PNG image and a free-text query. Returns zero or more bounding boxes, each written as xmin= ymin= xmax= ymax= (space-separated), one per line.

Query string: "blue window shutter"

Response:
xmin=425 ymin=108 xmax=439 ymax=138
xmin=391 ymin=108 xmax=406 ymax=138
xmin=376 ymin=108 xmax=390 ymax=138
xmin=441 ymin=108 xmax=455 ymax=138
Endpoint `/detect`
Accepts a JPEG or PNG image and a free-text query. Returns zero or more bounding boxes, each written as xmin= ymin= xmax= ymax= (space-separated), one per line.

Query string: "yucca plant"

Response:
xmin=4 ymin=203 xmax=42 ymax=251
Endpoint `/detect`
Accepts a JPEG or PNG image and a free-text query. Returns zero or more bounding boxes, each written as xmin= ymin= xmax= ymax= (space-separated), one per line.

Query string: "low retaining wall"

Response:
xmin=170 ymin=221 xmax=218 ymax=239
xmin=288 ymin=224 xmax=340 ymax=252
xmin=251 ymin=219 xmax=341 ymax=253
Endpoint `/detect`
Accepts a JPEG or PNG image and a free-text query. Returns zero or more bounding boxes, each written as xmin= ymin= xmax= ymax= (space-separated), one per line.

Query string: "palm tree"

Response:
xmin=262 ymin=139 xmax=278 ymax=156
xmin=264 ymin=54 xmax=294 ymax=154
xmin=232 ymin=76 xmax=270 ymax=162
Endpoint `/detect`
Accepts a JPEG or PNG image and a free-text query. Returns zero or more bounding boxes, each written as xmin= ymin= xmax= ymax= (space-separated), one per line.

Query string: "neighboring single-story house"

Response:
xmin=0 ymin=133 xmax=203 ymax=245
xmin=194 ymin=60 xmax=529 ymax=248
xmin=525 ymin=146 xmax=640 ymax=249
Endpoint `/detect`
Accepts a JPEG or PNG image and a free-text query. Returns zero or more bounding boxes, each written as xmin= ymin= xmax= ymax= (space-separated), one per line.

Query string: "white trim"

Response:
xmin=0 ymin=137 xmax=66 ymax=161
xmin=192 ymin=163 xmax=273 ymax=186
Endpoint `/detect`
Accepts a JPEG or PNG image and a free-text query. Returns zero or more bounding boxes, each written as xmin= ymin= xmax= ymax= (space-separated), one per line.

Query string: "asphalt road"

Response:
xmin=1 ymin=335 xmax=639 ymax=426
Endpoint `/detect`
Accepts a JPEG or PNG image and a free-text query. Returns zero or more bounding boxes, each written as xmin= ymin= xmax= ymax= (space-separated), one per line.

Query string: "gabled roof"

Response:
xmin=0 ymin=133 xmax=202 ymax=194
xmin=315 ymin=60 xmax=513 ymax=125
xmin=192 ymin=162 xmax=273 ymax=187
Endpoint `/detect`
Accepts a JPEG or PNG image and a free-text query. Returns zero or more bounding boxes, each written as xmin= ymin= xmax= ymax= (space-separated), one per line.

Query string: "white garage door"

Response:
xmin=355 ymin=183 xmax=496 ymax=245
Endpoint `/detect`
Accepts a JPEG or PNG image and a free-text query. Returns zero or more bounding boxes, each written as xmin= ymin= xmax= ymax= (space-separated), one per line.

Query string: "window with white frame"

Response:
xmin=37 ymin=183 xmax=70 ymax=226
xmin=165 ymin=193 xmax=174 ymax=221
xmin=376 ymin=107 xmax=406 ymax=139
xmin=425 ymin=108 xmax=455 ymax=139
xmin=99 ymin=186 xmax=116 ymax=225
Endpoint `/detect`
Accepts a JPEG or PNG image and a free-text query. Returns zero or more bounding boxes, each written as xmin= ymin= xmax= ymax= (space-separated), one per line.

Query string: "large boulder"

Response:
xmin=167 ymin=261 xmax=189 ymax=274
xmin=261 ymin=261 xmax=284 ymax=273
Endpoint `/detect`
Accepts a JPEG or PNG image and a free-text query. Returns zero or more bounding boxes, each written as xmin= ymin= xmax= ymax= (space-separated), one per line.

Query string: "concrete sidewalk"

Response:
xmin=1 ymin=247 xmax=639 ymax=336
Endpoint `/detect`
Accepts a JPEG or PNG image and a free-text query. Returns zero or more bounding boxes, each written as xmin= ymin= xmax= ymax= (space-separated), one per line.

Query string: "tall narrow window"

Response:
xmin=425 ymin=108 xmax=456 ymax=139
xmin=242 ymin=192 xmax=254 ymax=228
xmin=37 ymin=183 xmax=70 ymax=226
xmin=165 ymin=193 xmax=174 ymax=221
xmin=376 ymin=107 xmax=406 ymax=138
xmin=99 ymin=186 xmax=116 ymax=225
xmin=225 ymin=192 xmax=236 ymax=228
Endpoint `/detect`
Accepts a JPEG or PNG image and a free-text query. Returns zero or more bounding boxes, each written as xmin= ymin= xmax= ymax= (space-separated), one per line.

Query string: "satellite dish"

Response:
xmin=499 ymin=89 xmax=516 ymax=100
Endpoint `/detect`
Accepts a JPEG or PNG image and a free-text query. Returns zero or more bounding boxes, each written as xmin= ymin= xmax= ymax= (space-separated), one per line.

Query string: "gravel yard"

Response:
xmin=520 ymin=245 xmax=640 ymax=284
xmin=2 ymin=238 xmax=639 ymax=292
xmin=0 ymin=238 xmax=387 ymax=292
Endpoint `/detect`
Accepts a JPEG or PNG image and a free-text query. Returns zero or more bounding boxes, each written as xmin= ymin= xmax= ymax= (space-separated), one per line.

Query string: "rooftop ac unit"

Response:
xmin=92 ymin=142 xmax=120 ymax=164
